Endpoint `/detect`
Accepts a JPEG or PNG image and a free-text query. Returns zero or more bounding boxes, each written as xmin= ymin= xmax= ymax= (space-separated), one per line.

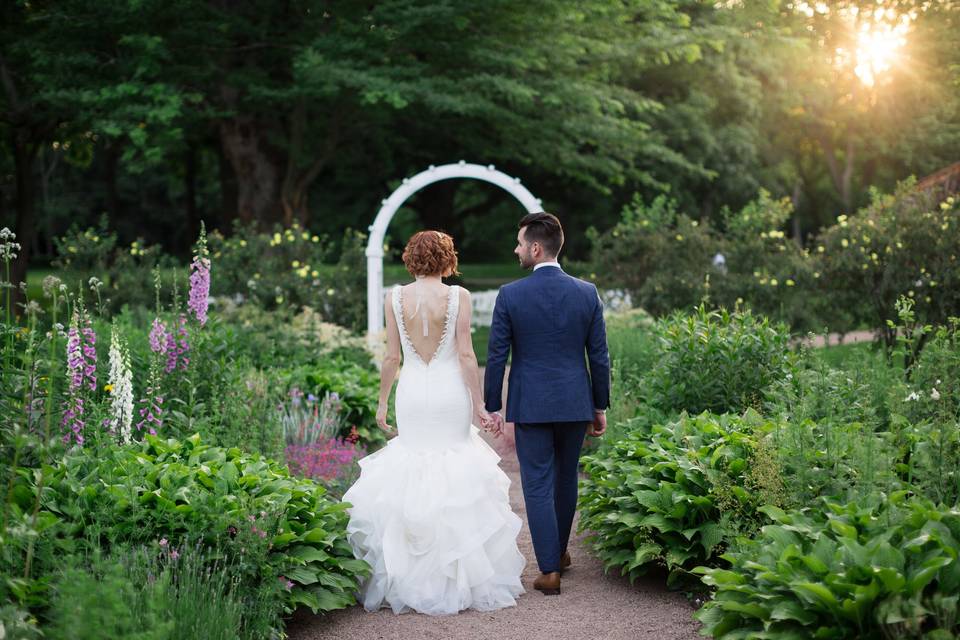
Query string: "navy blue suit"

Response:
xmin=484 ymin=264 xmax=610 ymax=573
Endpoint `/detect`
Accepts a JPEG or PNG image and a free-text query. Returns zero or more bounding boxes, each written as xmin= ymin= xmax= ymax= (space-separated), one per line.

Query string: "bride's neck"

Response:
xmin=415 ymin=274 xmax=444 ymax=284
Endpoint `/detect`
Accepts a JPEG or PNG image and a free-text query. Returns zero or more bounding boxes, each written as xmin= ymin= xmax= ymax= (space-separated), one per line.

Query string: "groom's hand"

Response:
xmin=489 ymin=412 xmax=505 ymax=438
xmin=588 ymin=410 xmax=606 ymax=437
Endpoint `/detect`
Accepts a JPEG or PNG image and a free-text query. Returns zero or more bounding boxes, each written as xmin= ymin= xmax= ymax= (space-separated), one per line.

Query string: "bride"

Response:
xmin=342 ymin=230 xmax=526 ymax=615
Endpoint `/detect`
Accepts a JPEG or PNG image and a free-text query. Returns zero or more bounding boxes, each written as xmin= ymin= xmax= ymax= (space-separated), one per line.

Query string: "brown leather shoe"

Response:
xmin=533 ymin=571 xmax=561 ymax=595
xmin=561 ymin=551 xmax=572 ymax=572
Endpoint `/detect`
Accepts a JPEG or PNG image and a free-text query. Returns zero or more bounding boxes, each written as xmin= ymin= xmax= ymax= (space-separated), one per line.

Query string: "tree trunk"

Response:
xmin=103 ymin=142 xmax=121 ymax=225
xmin=219 ymin=114 xmax=282 ymax=227
xmin=9 ymin=130 xmax=37 ymax=320
xmin=791 ymin=181 xmax=803 ymax=245
xmin=413 ymin=180 xmax=459 ymax=235
xmin=184 ymin=145 xmax=199 ymax=246
xmin=217 ymin=142 xmax=238 ymax=228
xmin=817 ymin=133 xmax=855 ymax=213
xmin=281 ymin=100 xmax=343 ymax=229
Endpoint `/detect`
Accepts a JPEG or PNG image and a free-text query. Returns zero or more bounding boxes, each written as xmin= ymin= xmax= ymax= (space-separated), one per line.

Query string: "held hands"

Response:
xmin=587 ymin=410 xmax=607 ymax=437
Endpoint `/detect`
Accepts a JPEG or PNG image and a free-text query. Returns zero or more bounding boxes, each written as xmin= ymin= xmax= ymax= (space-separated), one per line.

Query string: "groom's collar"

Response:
xmin=532 ymin=261 xmax=561 ymax=271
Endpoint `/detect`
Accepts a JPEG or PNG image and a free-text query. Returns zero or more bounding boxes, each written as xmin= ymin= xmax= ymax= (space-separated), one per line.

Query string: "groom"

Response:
xmin=484 ymin=211 xmax=610 ymax=596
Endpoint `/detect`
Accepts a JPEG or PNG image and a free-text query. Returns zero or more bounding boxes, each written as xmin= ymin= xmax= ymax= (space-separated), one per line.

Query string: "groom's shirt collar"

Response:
xmin=533 ymin=261 xmax=561 ymax=271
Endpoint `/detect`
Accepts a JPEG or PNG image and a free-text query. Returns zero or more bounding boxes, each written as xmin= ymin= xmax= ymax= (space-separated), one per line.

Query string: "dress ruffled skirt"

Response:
xmin=342 ymin=425 xmax=526 ymax=615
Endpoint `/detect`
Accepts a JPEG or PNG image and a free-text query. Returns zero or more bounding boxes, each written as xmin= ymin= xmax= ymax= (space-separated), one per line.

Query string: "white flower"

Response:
xmin=905 ymin=391 xmax=922 ymax=402
xmin=930 ymin=388 xmax=941 ymax=401
xmin=107 ymin=324 xmax=134 ymax=444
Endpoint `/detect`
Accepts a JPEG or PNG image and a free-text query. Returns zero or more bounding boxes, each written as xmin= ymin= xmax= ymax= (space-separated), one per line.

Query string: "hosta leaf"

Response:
xmin=770 ymin=600 xmax=816 ymax=625
xmin=790 ymin=582 xmax=839 ymax=611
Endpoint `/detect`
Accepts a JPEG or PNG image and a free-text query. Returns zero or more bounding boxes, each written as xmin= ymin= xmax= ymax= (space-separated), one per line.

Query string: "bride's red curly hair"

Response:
xmin=401 ymin=230 xmax=461 ymax=278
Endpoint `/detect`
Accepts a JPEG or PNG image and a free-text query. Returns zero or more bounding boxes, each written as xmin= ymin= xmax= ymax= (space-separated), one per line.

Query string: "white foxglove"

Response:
xmin=108 ymin=324 xmax=134 ymax=443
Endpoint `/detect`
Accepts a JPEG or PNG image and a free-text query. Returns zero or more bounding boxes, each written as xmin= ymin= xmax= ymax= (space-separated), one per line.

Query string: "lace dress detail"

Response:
xmin=342 ymin=282 xmax=525 ymax=616
xmin=392 ymin=284 xmax=459 ymax=367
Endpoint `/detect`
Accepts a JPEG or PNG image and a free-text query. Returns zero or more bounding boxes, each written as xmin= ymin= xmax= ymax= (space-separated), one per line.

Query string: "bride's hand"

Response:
xmin=376 ymin=403 xmax=393 ymax=432
xmin=475 ymin=408 xmax=491 ymax=431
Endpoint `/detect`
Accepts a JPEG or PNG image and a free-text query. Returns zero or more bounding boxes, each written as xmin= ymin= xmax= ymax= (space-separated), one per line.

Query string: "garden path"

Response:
xmin=286 ymin=368 xmax=703 ymax=640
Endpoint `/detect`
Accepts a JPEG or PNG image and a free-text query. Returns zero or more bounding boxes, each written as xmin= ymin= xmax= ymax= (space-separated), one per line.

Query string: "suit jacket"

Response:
xmin=484 ymin=265 xmax=610 ymax=423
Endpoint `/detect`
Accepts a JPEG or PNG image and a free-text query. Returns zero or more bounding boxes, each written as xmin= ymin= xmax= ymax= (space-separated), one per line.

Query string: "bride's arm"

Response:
xmin=376 ymin=291 xmax=401 ymax=431
xmin=455 ymin=288 xmax=488 ymax=425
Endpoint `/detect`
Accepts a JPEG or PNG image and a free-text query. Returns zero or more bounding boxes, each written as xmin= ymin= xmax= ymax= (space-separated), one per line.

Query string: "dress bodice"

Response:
xmin=392 ymin=284 xmax=460 ymax=369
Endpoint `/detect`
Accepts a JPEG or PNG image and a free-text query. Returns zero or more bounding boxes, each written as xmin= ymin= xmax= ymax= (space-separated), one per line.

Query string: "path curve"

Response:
xmin=286 ymin=381 xmax=702 ymax=639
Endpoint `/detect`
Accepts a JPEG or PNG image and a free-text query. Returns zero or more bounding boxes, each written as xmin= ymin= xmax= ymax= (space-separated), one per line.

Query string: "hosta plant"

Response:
xmin=695 ymin=493 xmax=960 ymax=639
xmin=39 ymin=434 xmax=370 ymax=615
xmin=578 ymin=410 xmax=785 ymax=587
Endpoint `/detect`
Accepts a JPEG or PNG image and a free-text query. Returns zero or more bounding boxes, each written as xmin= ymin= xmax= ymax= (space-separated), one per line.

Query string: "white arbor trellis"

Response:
xmin=366 ymin=161 xmax=542 ymax=338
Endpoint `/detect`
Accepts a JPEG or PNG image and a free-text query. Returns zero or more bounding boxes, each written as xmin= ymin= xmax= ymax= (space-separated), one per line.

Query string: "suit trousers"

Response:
xmin=514 ymin=421 xmax=589 ymax=574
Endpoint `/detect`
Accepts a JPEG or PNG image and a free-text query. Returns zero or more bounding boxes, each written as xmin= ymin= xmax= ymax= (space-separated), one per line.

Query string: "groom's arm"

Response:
xmin=586 ymin=286 xmax=611 ymax=412
xmin=484 ymin=288 xmax=512 ymax=413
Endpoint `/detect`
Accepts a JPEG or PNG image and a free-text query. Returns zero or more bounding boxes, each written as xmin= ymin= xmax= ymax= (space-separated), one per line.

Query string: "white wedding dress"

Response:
xmin=342 ymin=284 xmax=526 ymax=615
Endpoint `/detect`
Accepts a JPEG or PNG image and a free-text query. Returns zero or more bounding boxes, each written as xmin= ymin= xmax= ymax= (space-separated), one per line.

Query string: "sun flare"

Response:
xmin=853 ymin=23 xmax=907 ymax=87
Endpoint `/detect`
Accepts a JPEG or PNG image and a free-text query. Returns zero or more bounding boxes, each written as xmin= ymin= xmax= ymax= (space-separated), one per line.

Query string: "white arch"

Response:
xmin=366 ymin=161 xmax=542 ymax=337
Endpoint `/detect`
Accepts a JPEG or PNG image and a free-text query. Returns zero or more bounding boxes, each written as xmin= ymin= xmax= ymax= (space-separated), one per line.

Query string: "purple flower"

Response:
xmin=61 ymin=304 xmax=97 ymax=446
xmin=159 ymin=537 xmax=168 ymax=547
xmin=149 ymin=318 xmax=169 ymax=354
xmin=188 ymin=256 xmax=210 ymax=327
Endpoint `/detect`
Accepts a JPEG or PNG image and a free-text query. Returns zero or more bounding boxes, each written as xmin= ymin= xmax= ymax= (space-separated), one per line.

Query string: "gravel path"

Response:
xmin=285 ymin=422 xmax=702 ymax=640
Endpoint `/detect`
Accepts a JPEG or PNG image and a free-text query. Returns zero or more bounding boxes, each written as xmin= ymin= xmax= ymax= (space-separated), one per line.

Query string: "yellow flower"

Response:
xmin=297 ymin=267 xmax=308 ymax=278
xmin=326 ymin=288 xmax=336 ymax=296
xmin=862 ymin=235 xmax=870 ymax=243
xmin=817 ymin=246 xmax=825 ymax=253
xmin=929 ymin=280 xmax=937 ymax=287
xmin=691 ymin=220 xmax=699 ymax=227
xmin=925 ymin=296 xmax=932 ymax=303
xmin=861 ymin=263 xmax=868 ymax=270
xmin=301 ymin=232 xmax=309 ymax=240
xmin=239 ymin=240 xmax=247 ymax=247
xmin=841 ymin=239 xmax=849 ymax=248
xmin=942 ymin=223 xmax=949 ymax=231
xmin=908 ymin=290 xmax=915 ymax=297
xmin=760 ymin=232 xmax=768 ymax=239
xmin=770 ymin=278 xmax=778 ymax=286
xmin=753 ymin=271 xmax=761 ymax=277
xmin=896 ymin=242 xmax=903 ymax=249
xmin=311 ymin=270 xmax=319 ymax=277
xmin=786 ymin=279 xmax=795 ymax=286
xmin=311 ymin=235 xmax=319 ymax=243
xmin=104 ymin=384 xmax=114 ymax=393
xmin=813 ymin=272 xmax=821 ymax=279
xmin=275 ymin=295 xmax=284 ymax=304
xmin=871 ymin=252 xmax=878 ymax=261
xmin=675 ymin=234 xmax=684 ymax=241
xmin=759 ymin=278 xmax=768 ymax=285
xmin=736 ymin=297 xmax=743 ymax=304
xmin=254 ymin=273 xmax=261 ymax=280
xmin=292 ymin=260 xmax=300 ymax=268
xmin=273 ymin=232 xmax=282 ymax=244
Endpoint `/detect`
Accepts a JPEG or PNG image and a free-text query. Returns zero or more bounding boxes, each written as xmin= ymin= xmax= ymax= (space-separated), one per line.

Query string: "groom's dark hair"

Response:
xmin=519 ymin=212 xmax=564 ymax=258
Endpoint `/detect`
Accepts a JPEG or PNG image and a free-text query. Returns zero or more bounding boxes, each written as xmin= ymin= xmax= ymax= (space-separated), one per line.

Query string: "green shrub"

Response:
xmin=695 ymin=494 xmax=960 ymax=639
xmin=589 ymin=194 xmax=717 ymax=316
xmin=711 ymin=190 xmax=825 ymax=333
xmin=208 ymin=223 xmax=367 ymax=331
xmin=649 ymin=304 xmax=791 ymax=415
xmin=816 ymin=183 xmax=960 ymax=344
xmin=578 ymin=411 xmax=784 ymax=587
xmin=40 ymin=435 xmax=370 ymax=616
